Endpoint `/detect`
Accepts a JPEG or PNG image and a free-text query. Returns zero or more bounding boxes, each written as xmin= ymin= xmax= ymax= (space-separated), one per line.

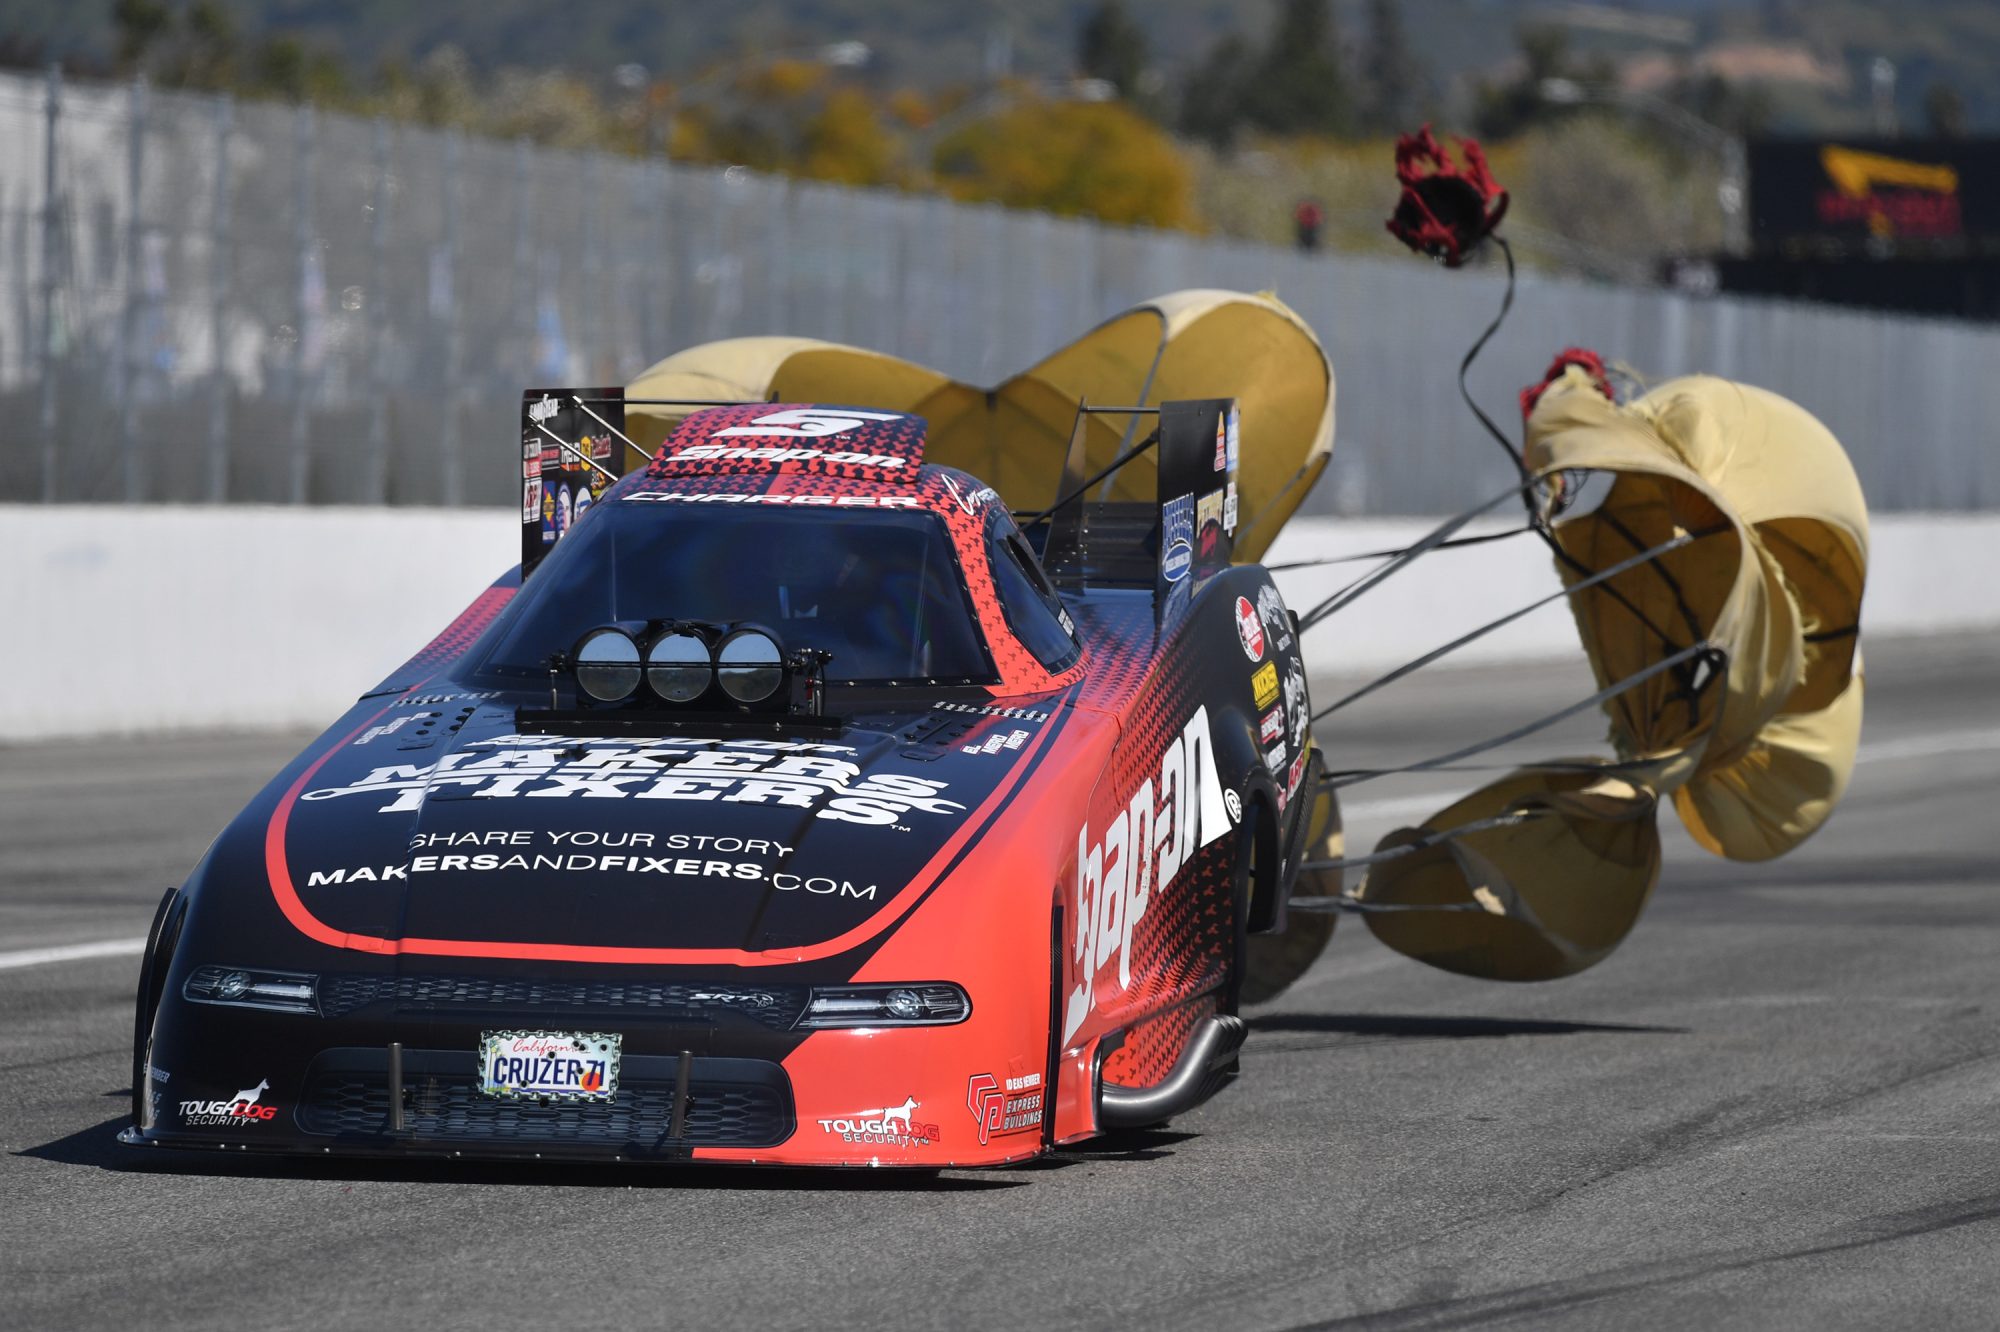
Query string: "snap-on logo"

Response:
xmin=1065 ymin=706 xmax=1235 ymax=1043
xmin=673 ymin=443 xmax=908 ymax=468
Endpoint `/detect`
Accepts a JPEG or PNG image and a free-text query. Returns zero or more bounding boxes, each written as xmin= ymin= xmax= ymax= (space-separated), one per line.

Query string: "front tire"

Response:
xmin=130 ymin=886 xmax=184 ymax=1127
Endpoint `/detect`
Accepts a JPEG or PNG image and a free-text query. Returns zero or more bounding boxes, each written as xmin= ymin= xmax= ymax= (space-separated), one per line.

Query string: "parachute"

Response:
xmin=1354 ymin=367 xmax=1870 ymax=980
xmin=616 ymin=260 xmax=1867 ymax=992
xmin=624 ymin=289 xmax=1334 ymax=564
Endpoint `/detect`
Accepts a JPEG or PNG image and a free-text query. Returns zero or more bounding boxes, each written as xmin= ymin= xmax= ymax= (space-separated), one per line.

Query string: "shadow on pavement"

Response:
xmin=19 ymin=1112 xmax=1029 ymax=1192
xmin=1052 ymin=1126 xmax=1200 ymax=1164
xmin=1247 ymin=1013 xmax=1686 ymax=1040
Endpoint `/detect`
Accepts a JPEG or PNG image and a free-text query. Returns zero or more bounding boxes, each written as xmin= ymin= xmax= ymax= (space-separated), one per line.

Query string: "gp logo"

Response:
xmin=710 ymin=408 xmax=905 ymax=439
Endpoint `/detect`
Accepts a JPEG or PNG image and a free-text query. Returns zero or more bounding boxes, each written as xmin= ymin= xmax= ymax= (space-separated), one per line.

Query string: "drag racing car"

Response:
xmin=127 ymin=269 xmax=1868 ymax=1169
xmin=125 ymin=309 xmax=1342 ymax=1167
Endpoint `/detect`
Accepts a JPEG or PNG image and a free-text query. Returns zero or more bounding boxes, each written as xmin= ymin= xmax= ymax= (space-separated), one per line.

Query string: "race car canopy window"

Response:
xmin=471 ymin=502 xmax=995 ymax=685
xmin=986 ymin=516 xmax=1081 ymax=672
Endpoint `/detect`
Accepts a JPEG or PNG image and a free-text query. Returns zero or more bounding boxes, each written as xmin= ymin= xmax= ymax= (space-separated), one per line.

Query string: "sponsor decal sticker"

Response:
xmin=1259 ymin=708 xmax=1285 ymax=745
xmin=305 ymin=831 xmax=880 ymax=898
xmin=1066 ymin=706 xmax=1235 ymax=1042
xmin=1286 ymin=749 xmax=1309 ymax=806
xmin=1196 ymin=490 xmax=1225 ymax=559
xmin=818 ymin=1096 xmax=941 ymax=1147
xmin=671 ymin=444 xmax=909 ymax=468
xmin=540 ymin=486 xmax=556 ymax=543
xmin=961 ymin=728 xmax=1032 ymax=757
xmin=178 ymin=1078 xmax=277 ymax=1128
xmin=1283 ymin=665 xmax=1309 ymax=749
xmin=939 ymin=473 xmax=998 ymax=515
xmin=932 ymin=702 xmax=1050 ymax=723
xmin=354 ymin=714 xmax=421 ymax=746
xmin=1161 ymin=493 xmax=1195 ymax=585
xmin=527 ymin=393 xmax=560 ymax=425
xmin=302 ymin=737 xmax=963 ymax=827
xmin=1214 ymin=415 xmax=1228 ymax=471
xmin=1235 ymin=595 xmax=1266 ymax=661
xmin=1225 ymin=405 xmax=1240 ymax=470
xmin=625 ymin=491 xmax=920 ymax=509
xmin=1265 ymin=741 xmax=1287 ymax=772
xmin=1255 ymin=584 xmax=1295 ymax=653
xmin=1223 ymin=480 xmax=1239 ymax=535
xmin=1252 ymin=661 xmax=1280 ymax=710
xmin=522 ymin=478 xmax=541 ymax=522
xmin=968 ymin=1071 xmax=1044 ymax=1145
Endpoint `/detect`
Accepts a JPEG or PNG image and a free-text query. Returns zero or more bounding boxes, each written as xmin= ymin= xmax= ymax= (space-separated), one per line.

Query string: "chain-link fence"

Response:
xmin=4 ymin=67 xmax=1996 ymax=514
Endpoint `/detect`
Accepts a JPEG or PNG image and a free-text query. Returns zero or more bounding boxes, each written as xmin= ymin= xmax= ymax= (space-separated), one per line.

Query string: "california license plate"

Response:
xmin=477 ymin=1030 xmax=621 ymax=1102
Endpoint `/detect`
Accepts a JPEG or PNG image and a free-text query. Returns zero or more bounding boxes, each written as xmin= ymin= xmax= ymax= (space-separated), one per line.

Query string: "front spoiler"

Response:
xmin=114 ymin=1124 xmax=1050 ymax=1169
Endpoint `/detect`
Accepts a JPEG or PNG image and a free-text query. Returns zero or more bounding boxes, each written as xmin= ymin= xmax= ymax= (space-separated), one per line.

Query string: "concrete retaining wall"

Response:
xmin=6 ymin=505 xmax=1994 ymax=740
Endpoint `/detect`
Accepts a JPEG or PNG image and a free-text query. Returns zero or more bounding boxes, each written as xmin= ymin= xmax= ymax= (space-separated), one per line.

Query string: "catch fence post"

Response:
xmin=205 ymin=93 xmax=233 ymax=502
xmin=119 ymin=77 xmax=149 ymax=501
xmin=38 ymin=63 xmax=62 ymax=502
xmin=365 ymin=116 xmax=391 ymax=502
xmin=512 ymin=136 xmax=533 ymax=381
xmin=288 ymin=103 xmax=317 ymax=504
xmin=439 ymin=129 xmax=463 ymax=506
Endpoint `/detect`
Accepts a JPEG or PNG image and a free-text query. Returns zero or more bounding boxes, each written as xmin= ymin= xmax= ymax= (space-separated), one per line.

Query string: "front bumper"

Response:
xmin=130 ymin=969 xmax=1053 ymax=1169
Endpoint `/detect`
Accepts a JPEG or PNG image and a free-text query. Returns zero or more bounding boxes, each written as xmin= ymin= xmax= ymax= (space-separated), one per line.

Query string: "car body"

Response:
xmin=125 ymin=398 xmax=1321 ymax=1168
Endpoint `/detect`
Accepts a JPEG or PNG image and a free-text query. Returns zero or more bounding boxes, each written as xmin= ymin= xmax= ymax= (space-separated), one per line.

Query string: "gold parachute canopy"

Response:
xmin=623 ymin=289 xmax=1335 ymax=563
xmin=1357 ymin=365 xmax=1869 ymax=981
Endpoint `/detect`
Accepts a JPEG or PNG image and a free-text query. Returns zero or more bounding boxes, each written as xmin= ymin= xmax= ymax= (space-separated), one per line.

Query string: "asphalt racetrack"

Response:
xmin=5 ymin=631 xmax=1997 ymax=1330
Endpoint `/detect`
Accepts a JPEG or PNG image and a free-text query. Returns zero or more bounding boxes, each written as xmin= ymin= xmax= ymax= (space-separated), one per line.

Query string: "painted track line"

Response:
xmin=0 ymin=937 xmax=147 ymax=972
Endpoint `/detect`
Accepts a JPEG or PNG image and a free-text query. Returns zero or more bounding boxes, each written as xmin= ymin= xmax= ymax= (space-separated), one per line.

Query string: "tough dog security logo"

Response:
xmin=179 ymin=1078 xmax=278 ymax=1128
xmin=817 ymin=1096 xmax=942 ymax=1148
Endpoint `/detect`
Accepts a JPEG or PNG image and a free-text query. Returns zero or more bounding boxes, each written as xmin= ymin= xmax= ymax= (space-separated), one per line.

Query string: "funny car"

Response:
xmin=124 ymin=390 xmax=1330 ymax=1168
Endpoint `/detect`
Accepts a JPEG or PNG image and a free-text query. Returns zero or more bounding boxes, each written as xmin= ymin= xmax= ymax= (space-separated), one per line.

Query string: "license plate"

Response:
xmin=477 ymin=1030 xmax=622 ymax=1102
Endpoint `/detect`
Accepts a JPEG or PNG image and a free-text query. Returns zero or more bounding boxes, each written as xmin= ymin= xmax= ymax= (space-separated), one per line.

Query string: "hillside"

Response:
xmin=4 ymin=0 xmax=1998 ymax=133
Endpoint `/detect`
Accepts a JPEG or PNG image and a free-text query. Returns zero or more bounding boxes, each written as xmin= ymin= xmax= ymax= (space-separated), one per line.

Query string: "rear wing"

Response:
xmin=520 ymin=387 xmax=632 ymax=578
xmin=518 ymin=389 xmax=788 ymax=577
xmin=1043 ymin=396 xmax=1241 ymax=602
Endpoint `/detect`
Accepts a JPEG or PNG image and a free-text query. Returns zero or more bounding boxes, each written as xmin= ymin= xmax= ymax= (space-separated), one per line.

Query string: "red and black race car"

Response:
xmin=124 ymin=393 xmax=1330 ymax=1167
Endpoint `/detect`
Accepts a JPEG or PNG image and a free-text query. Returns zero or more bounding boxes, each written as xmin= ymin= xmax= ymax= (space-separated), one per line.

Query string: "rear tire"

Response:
xmin=1242 ymin=782 xmax=1342 ymax=1005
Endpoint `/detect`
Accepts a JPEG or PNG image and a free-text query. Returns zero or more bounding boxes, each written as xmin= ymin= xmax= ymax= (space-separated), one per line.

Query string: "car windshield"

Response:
xmin=469 ymin=500 xmax=995 ymax=685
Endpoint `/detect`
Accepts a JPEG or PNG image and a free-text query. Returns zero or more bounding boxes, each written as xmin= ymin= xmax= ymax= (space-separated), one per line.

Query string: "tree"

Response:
xmin=1242 ymin=0 xmax=1350 ymax=137
xmin=1359 ymin=0 xmax=1423 ymax=134
xmin=801 ymin=87 xmax=900 ymax=186
xmin=1926 ymin=82 xmax=1969 ymax=138
xmin=1474 ymin=24 xmax=1592 ymax=140
xmin=1079 ymin=0 xmax=1146 ymax=101
xmin=1178 ymin=33 xmax=1253 ymax=149
xmin=112 ymin=0 xmax=172 ymax=70
xmin=933 ymin=98 xmax=1195 ymax=228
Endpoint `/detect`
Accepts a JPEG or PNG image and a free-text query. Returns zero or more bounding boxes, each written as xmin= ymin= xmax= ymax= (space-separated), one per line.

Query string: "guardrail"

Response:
xmin=3 ymin=68 xmax=1997 ymax=514
xmin=6 ymin=505 xmax=1994 ymax=740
